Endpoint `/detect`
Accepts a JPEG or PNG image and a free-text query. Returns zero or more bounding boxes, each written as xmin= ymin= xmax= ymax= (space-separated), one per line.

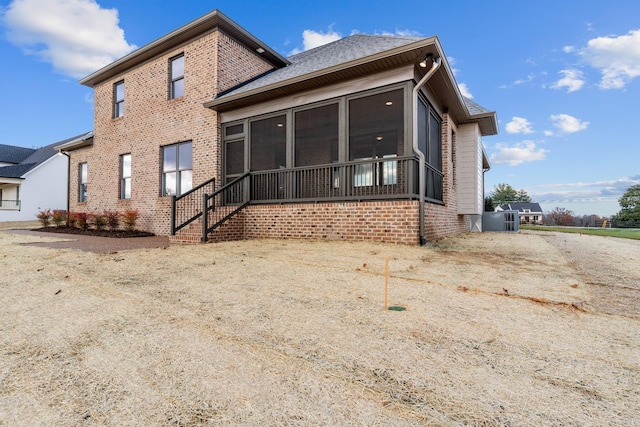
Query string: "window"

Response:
xmin=250 ymin=115 xmax=286 ymax=171
xmin=162 ymin=142 xmax=192 ymax=196
xmin=78 ymin=163 xmax=88 ymax=202
xmin=114 ymin=81 xmax=124 ymax=118
xmin=120 ymin=154 xmax=131 ymax=199
xmin=295 ymin=104 xmax=338 ymax=166
xmin=418 ymin=97 xmax=443 ymax=201
xmin=349 ymin=89 xmax=404 ymax=186
xmin=170 ymin=54 xmax=184 ymax=99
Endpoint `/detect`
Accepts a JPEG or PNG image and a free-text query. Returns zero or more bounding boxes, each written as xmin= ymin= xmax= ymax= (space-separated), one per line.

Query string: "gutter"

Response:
xmin=412 ymin=54 xmax=441 ymax=246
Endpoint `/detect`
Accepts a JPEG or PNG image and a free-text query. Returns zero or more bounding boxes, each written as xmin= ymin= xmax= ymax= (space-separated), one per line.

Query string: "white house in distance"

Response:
xmin=0 ymin=133 xmax=91 ymax=222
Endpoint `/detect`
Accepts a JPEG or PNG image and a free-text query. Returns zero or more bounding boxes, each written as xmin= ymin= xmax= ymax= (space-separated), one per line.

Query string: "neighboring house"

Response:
xmin=496 ymin=202 xmax=543 ymax=225
xmin=60 ymin=10 xmax=497 ymax=244
xmin=0 ymin=133 xmax=90 ymax=221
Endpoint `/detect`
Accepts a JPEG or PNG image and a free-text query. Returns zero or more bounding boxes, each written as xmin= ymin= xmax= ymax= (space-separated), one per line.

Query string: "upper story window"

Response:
xmin=120 ymin=154 xmax=131 ymax=199
xmin=114 ymin=81 xmax=124 ymax=118
xmin=170 ymin=54 xmax=184 ymax=99
xmin=162 ymin=141 xmax=192 ymax=196
xmin=78 ymin=162 xmax=88 ymax=202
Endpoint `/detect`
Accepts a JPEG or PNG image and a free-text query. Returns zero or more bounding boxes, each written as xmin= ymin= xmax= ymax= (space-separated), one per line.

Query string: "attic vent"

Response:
xmin=256 ymin=47 xmax=265 ymax=53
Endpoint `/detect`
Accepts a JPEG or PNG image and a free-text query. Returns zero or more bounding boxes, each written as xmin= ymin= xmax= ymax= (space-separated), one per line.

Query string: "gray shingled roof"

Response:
xmin=463 ymin=97 xmax=493 ymax=116
xmin=217 ymin=34 xmax=424 ymax=99
xmin=0 ymin=163 xmax=37 ymax=178
xmin=0 ymin=144 xmax=36 ymax=164
xmin=503 ymin=202 xmax=543 ymax=213
xmin=0 ymin=133 xmax=89 ymax=179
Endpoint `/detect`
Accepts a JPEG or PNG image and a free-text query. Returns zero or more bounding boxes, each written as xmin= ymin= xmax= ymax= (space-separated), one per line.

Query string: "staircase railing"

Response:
xmin=170 ymin=177 xmax=215 ymax=235
xmin=201 ymin=173 xmax=251 ymax=242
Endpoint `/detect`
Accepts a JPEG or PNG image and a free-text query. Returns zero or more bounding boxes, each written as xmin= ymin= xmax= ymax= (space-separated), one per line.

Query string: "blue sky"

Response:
xmin=1 ymin=0 xmax=638 ymax=216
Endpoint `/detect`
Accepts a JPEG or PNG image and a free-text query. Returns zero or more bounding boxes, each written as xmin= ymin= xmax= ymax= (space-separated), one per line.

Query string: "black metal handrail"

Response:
xmin=250 ymin=156 xmax=419 ymax=203
xmin=171 ymin=177 xmax=215 ymax=235
xmin=201 ymin=173 xmax=250 ymax=242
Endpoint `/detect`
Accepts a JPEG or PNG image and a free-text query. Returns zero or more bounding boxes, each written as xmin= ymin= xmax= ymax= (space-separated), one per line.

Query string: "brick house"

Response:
xmin=58 ymin=10 xmax=497 ymax=245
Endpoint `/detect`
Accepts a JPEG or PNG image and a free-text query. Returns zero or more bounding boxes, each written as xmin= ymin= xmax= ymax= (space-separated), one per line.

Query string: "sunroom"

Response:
xmin=220 ymin=82 xmax=443 ymax=205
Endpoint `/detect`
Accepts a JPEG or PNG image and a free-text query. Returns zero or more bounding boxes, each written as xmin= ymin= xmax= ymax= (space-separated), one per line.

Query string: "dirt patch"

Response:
xmin=1 ymin=231 xmax=638 ymax=425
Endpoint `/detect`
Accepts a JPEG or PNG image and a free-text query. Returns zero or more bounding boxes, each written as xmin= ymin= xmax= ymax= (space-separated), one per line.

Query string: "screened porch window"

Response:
xmin=417 ymin=97 xmax=443 ymax=201
xmin=294 ymin=103 xmax=338 ymax=166
xmin=250 ymin=115 xmax=286 ymax=171
xmin=349 ymin=89 xmax=403 ymax=186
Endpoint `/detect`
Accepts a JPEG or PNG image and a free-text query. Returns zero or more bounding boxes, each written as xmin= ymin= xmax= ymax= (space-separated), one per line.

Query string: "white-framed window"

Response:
xmin=120 ymin=154 xmax=131 ymax=199
xmin=78 ymin=163 xmax=88 ymax=202
xmin=162 ymin=141 xmax=192 ymax=196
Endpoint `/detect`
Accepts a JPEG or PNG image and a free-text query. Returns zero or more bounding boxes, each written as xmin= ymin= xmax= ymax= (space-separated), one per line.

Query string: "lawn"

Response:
xmin=522 ymin=224 xmax=640 ymax=240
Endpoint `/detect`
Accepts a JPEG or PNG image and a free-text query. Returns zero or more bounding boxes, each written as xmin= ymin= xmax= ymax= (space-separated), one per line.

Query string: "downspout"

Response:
xmin=58 ymin=151 xmax=71 ymax=219
xmin=412 ymin=54 xmax=441 ymax=245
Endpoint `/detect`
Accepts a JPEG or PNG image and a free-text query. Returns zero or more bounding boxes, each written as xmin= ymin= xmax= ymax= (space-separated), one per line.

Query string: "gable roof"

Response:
xmin=213 ymin=34 xmax=424 ymax=99
xmin=79 ymin=9 xmax=288 ymax=87
xmin=0 ymin=133 xmax=89 ymax=179
xmin=205 ymin=33 xmax=498 ymax=136
xmin=0 ymin=144 xmax=35 ymax=164
xmin=503 ymin=202 xmax=543 ymax=213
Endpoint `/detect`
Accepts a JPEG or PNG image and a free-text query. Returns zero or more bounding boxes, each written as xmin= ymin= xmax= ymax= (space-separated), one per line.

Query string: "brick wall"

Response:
xmin=68 ymin=29 xmax=274 ymax=235
xmin=201 ymin=201 xmax=420 ymax=245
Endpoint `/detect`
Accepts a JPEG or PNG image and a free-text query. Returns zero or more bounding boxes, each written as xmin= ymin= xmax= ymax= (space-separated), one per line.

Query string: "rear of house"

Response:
xmin=61 ymin=10 xmax=497 ymax=244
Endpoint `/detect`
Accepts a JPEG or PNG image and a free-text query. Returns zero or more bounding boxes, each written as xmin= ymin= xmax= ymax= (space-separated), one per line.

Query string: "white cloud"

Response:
xmin=549 ymin=114 xmax=589 ymax=134
xmin=289 ymin=28 xmax=341 ymax=55
xmin=380 ymin=29 xmax=421 ymax=37
xmin=457 ymin=83 xmax=473 ymax=99
xmin=551 ymin=69 xmax=585 ymax=92
xmin=490 ymin=141 xmax=547 ymax=166
xmin=1 ymin=0 xmax=136 ymax=78
xmin=563 ymin=46 xmax=575 ymax=53
xmin=580 ymin=29 xmax=640 ymax=89
xmin=530 ymin=175 xmax=640 ymax=215
xmin=505 ymin=117 xmax=534 ymax=134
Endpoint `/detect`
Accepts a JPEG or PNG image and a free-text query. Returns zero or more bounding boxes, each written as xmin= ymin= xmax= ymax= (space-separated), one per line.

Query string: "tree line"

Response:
xmin=485 ymin=183 xmax=640 ymax=228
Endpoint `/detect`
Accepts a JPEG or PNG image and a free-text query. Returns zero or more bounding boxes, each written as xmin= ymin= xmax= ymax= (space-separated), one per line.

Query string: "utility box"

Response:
xmin=482 ymin=211 xmax=519 ymax=232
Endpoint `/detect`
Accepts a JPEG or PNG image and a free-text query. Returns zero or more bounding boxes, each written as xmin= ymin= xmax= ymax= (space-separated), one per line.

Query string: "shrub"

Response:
xmin=104 ymin=210 xmax=120 ymax=231
xmin=75 ymin=212 xmax=89 ymax=231
xmin=121 ymin=209 xmax=139 ymax=231
xmin=91 ymin=212 xmax=107 ymax=231
xmin=67 ymin=211 xmax=78 ymax=228
xmin=36 ymin=209 xmax=52 ymax=227
xmin=51 ymin=210 xmax=66 ymax=227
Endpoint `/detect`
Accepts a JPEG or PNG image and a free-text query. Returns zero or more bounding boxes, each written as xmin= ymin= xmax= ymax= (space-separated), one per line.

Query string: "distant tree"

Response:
xmin=543 ymin=207 xmax=575 ymax=226
xmin=515 ymin=189 xmax=532 ymax=203
xmin=490 ymin=183 xmax=532 ymax=207
xmin=611 ymin=184 xmax=640 ymax=225
xmin=484 ymin=197 xmax=495 ymax=212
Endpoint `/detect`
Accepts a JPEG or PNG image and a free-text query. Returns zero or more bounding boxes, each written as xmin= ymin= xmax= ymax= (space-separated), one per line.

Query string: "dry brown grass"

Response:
xmin=1 ymin=230 xmax=639 ymax=426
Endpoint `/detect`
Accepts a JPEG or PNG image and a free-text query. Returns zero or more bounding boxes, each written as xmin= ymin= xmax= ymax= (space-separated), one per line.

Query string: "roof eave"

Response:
xmin=54 ymin=132 xmax=94 ymax=152
xmin=204 ymin=37 xmax=440 ymax=111
xmin=79 ymin=10 xmax=289 ymax=87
